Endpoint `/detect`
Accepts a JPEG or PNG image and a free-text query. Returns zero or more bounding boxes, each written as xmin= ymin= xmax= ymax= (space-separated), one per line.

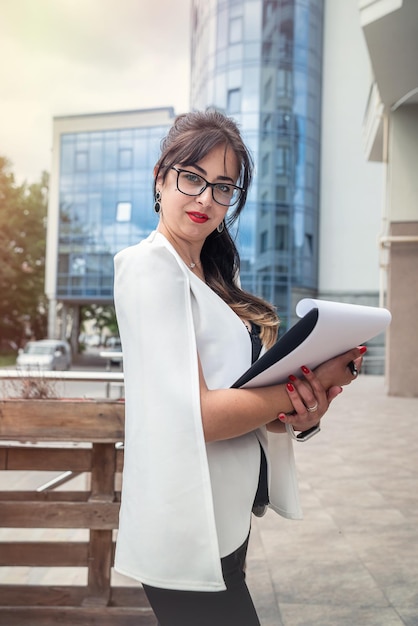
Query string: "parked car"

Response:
xmin=105 ymin=336 xmax=122 ymax=350
xmin=16 ymin=340 xmax=72 ymax=371
xmin=102 ymin=336 xmax=123 ymax=368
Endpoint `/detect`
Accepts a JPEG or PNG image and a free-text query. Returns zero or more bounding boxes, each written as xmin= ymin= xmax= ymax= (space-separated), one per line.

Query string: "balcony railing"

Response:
xmin=362 ymin=81 xmax=385 ymax=162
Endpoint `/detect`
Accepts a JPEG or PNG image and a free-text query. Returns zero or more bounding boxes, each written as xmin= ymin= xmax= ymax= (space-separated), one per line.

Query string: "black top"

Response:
xmin=248 ymin=323 xmax=269 ymax=510
xmin=249 ymin=323 xmax=262 ymax=364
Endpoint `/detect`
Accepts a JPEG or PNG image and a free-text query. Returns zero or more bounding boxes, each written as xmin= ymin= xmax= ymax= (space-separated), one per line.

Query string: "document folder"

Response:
xmin=233 ymin=299 xmax=391 ymax=389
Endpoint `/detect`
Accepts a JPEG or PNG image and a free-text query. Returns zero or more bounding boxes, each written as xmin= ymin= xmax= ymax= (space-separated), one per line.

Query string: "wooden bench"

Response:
xmin=0 ymin=399 xmax=156 ymax=625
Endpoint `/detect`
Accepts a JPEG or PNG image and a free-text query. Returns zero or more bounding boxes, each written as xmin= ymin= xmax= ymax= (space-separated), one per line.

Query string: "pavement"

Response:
xmin=1 ymin=365 xmax=418 ymax=625
xmin=246 ymin=374 xmax=418 ymax=626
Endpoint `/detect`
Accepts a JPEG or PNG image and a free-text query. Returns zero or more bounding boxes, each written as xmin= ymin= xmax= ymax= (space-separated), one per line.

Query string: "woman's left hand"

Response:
xmin=266 ymin=366 xmax=342 ymax=433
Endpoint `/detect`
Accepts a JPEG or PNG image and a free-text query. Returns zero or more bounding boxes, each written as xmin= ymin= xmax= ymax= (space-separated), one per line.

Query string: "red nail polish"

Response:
xmin=278 ymin=413 xmax=286 ymax=421
xmin=301 ymin=365 xmax=310 ymax=374
xmin=286 ymin=383 xmax=294 ymax=392
xmin=288 ymin=374 xmax=297 ymax=382
xmin=359 ymin=346 xmax=367 ymax=354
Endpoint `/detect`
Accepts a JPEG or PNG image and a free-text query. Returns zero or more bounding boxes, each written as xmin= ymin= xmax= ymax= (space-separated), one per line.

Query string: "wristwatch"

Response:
xmin=286 ymin=422 xmax=321 ymax=442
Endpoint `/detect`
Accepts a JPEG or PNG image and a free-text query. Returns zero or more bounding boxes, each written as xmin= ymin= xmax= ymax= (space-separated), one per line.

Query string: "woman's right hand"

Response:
xmin=267 ymin=365 xmax=342 ymax=434
xmin=267 ymin=347 xmax=365 ymax=435
xmin=313 ymin=346 xmax=366 ymax=389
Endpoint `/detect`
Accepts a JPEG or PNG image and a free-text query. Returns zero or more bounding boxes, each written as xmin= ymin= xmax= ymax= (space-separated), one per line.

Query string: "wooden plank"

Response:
xmin=0 ymin=400 xmax=125 ymax=442
xmin=0 ymin=447 xmax=7 ymax=469
xmin=1 ymin=447 xmax=92 ymax=471
xmin=0 ymin=491 xmax=93 ymax=502
xmin=0 ymin=501 xmax=120 ymax=529
xmin=0 ymin=585 xmax=86 ymax=606
xmin=111 ymin=586 xmax=149 ymax=606
xmin=86 ymin=530 xmax=113 ymax=603
xmin=0 ymin=607 xmax=157 ymax=626
xmin=0 ymin=443 xmax=123 ymax=480
xmin=0 ymin=541 xmax=90 ymax=566
xmin=86 ymin=447 xmax=116 ymax=602
xmin=0 ymin=585 xmax=148 ymax=608
xmin=90 ymin=444 xmax=115 ymax=501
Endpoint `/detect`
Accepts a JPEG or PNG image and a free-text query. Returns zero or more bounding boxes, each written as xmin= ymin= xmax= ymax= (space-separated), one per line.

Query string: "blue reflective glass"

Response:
xmin=58 ymin=122 xmax=169 ymax=299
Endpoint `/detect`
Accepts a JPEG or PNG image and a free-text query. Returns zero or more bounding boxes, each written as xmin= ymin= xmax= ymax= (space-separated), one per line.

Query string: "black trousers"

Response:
xmin=142 ymin=535 xmax=260 ymax=626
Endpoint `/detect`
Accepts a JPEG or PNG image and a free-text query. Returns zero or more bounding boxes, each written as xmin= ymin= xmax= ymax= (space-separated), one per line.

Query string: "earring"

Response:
xmin=154 ymin=190 xmax=162 ymax=214
xmin=217 ymin=220 xmax=224 ymax=233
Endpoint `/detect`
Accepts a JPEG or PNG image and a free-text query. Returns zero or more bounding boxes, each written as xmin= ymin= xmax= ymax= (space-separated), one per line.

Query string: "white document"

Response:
xmin=234 ymin=299 xmax=392 ymax=389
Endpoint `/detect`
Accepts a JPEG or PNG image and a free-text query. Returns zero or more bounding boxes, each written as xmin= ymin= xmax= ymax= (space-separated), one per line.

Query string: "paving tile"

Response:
xmin=279 ymin=603 xmax=406 ymax=626
xmin=396 ymin=607 xmax=418 ymax=626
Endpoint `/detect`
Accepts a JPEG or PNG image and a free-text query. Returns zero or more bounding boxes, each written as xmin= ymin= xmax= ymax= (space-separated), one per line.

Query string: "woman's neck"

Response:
xmin=157 ymin=226 xmax=203 ymax=272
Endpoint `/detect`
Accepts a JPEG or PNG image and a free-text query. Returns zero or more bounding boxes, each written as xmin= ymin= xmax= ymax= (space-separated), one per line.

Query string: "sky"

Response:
xmin=0 ymin=0 xmax=191 ymax=184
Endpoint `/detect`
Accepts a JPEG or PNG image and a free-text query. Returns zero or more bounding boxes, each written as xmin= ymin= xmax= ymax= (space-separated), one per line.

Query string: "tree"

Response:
xmin=0 ymin=157 xmax=48 ymax=349
xmin=80 ymin=304 xmax=119 ymax=343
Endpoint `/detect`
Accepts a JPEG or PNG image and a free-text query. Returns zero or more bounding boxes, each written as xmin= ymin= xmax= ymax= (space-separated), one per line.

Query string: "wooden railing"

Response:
xmin=0 ymin=398 xmax=156 ymax=625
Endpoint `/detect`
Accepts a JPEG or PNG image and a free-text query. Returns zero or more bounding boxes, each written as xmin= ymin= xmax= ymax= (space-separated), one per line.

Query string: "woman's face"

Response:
xmin=156 ymin=144 xmax=239 ymax=247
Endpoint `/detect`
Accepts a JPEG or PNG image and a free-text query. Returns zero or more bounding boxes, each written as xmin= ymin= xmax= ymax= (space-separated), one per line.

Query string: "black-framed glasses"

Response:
xmin=171 ymin=167 xmax=244 ymax=207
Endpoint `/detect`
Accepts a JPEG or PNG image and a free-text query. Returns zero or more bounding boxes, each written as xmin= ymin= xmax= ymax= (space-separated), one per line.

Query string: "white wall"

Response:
xmin=389 ymin=105 xmax=418 ymax=222
xmin=319 ymin=0 xmax=384 ymax=295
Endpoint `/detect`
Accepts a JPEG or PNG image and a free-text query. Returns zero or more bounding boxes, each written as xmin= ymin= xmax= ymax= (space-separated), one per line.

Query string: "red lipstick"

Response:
xmin=187 ymin=212 xmax=208 ymax=224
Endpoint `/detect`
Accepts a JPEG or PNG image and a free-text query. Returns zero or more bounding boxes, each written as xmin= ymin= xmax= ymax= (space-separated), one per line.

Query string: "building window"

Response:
xmin=305 ymin=233 xmax=313 ymax=256
xmin=118 ymin=148 xmax=133 ymax=169
xmin=260 ymin=230 xmax=268 ymax=253
xmin=275 ymin=224 xmax=288 ymax=251
xmin=116 ymin=201 xmax=132 ymax=222
xmin=261 ymin=275 xmax=271 ymax=301
xmin=229 ymin=17 xmax=243 ymax=44
xmin=306 ymin=164 xmax=315 ymax=189
xmin=263 ymin=1 xmax=277 ymax=28
xmin=274 ymin=285 xmax=288 ymax=311
xmin=75 ymin=151 xmax=88 ymax=172
xmin=263 ymin=114 xmax=272 ymax=137
xmin=276 ymin=147 xmax=290 ymax=176
xmin=264 ymin=77 xmax=272 ymax=103
xmin=227 ymin=88 xmax=241 ymax=113
xmin=71 ymin=255 xmax=86 ymax=275
xmin=277 ymin=111 xmax=292 ymax=133
xmin=277 ymin=68 xmax=292 ymax=98
xmin=262 ymin=41 xmax=273 ymax=60
xmin=261 ymin=191 xmax=269 ymax=216
xmin=262 ymin=153 xmax=270 ymax=178
xmin=276 ymin=185 xmax=287 ymax=203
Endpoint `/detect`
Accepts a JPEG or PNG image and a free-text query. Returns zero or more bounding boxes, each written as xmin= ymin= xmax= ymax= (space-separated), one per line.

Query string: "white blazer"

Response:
xmin=113 ymin=231 xmax=302 ymax=592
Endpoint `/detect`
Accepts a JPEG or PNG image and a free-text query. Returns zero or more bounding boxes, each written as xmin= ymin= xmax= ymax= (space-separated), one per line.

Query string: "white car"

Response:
xmin=16 ymin=340 xmax=72 ymax=371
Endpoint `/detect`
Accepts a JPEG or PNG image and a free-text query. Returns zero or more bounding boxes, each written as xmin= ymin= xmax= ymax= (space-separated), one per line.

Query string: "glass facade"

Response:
xmin=190 ymin=0 xmax=324 ymax=330
xmin=56 ymin=123 xmax=169 ymax=301
xmin=52 ymin=0 xmax=325 ymax=331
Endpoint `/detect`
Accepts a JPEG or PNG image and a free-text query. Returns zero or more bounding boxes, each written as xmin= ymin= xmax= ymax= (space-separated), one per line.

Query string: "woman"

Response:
xmin=113 ymin=109 xmax=364 ymax=625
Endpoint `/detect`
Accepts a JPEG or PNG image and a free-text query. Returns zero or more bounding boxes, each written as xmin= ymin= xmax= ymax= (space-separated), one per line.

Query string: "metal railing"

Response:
xmin=0 ymin=369 xmax=124 ymax=399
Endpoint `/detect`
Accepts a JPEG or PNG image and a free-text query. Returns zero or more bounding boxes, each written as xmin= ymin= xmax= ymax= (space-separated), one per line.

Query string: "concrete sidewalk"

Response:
xmin=1 ymin=373 xmax=417 ymax=625
xmin=246 ymin=375 xmax=418 ymax=626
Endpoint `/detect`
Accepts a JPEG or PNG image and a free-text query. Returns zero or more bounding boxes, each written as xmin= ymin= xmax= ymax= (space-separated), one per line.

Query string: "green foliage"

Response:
xmin=81 ymin=304 xmax=119 ymax=337
xmin=0 ymin=157 xmax=48 ymax=347
xmin=0 ymin=353 xmax=16 ymax=367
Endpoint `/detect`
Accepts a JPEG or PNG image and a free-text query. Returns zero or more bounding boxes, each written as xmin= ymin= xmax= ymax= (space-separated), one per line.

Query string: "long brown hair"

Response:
xmin=154 ymin=109 xmax=279 ymax=348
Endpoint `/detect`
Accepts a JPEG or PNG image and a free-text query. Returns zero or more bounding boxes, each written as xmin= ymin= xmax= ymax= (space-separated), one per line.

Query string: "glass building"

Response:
xmin=190 ymin=0 xmax=324 ymax=330
xmin=46 ymin=108 xmax=174 ymax=338
xmin=47 ymin=0 xmax=325 ymax=339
